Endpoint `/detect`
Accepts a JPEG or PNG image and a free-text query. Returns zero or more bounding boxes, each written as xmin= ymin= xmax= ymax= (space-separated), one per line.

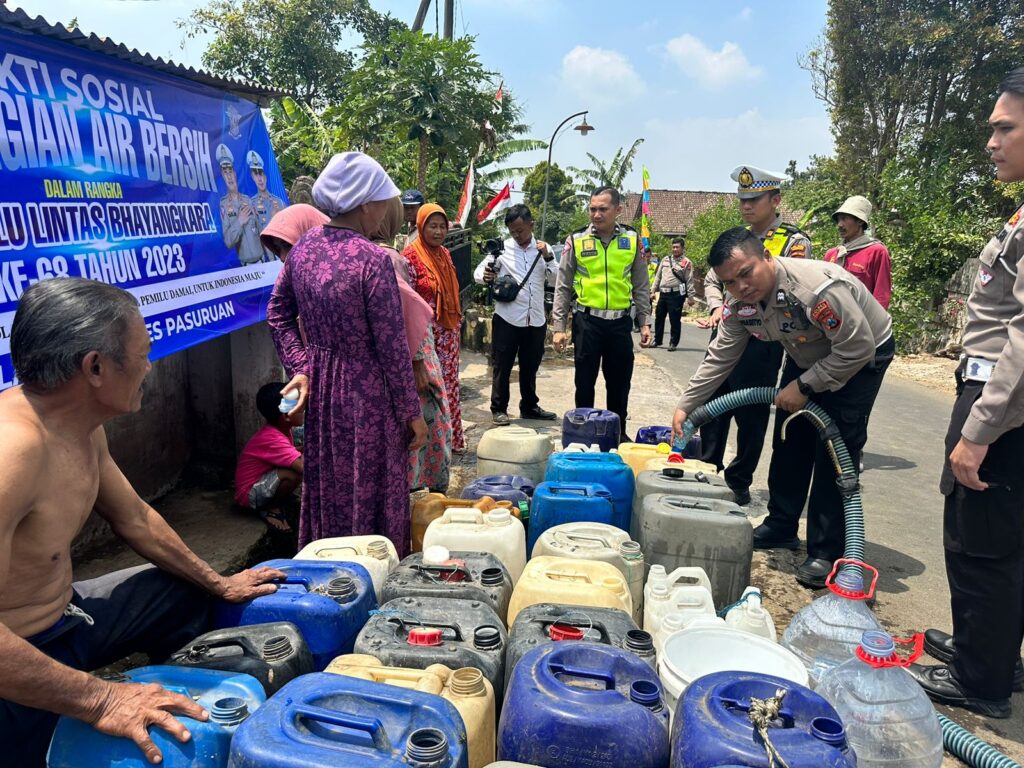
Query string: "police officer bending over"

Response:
xmin=672 ymin=227 xmax=894 ymax=589
xmin=908 ymin=66 xmax=1024 ymax=720
xmin=552 ymin=186 xmax=652 ymax=440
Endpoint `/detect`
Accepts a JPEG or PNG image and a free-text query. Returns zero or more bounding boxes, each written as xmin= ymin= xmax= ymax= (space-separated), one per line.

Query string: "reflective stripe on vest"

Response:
xmin=760 ymin=223 xmax=800 ymax=257
xmin=572 ymin=230 xmax=637 ymax=310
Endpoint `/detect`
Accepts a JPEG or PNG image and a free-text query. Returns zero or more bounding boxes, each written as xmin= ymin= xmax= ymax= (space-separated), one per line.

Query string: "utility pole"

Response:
xmin=411 ymin=0 xmax=455 ymax=39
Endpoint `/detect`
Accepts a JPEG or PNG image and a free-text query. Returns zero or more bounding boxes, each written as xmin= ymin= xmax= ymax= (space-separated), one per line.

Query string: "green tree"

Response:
xmin=682 ymin=200 xmax=744 ymax=275
xmin=523 ymin=162 xmax=579 ymax=243
xmin=569 ymin=139 xmax=645 ymax=196
xmin=340 ymin=29 xmax=524 ymax=194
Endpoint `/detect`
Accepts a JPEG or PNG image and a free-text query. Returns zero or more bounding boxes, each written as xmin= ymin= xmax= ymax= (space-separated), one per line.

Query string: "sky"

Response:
xmin=8 ymin=0 xmax=834 ymax=195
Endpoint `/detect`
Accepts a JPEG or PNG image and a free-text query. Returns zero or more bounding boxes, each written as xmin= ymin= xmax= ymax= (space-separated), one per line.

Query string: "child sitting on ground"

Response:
xmin=234 ymin=382 xmax=304 ymax=532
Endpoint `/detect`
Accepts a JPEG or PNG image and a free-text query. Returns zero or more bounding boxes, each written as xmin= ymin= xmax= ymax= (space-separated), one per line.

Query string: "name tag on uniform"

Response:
xmin=618 ymin=236 xmax=631 ymax=249
xmin=738 ymin=306 xmax=757 ymax=317
xmin=581 ymin=237 xmax=597 ymax=255
xmin=965 ymin=357 xmax=994 ymax=382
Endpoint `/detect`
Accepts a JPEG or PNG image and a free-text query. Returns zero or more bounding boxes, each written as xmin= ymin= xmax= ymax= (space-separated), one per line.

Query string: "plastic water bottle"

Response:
xmin=817 ymin=630 xmax=943 ymax=767
xmin=724 ymin=586 xmax=777 ymax=642
xmin=279 ymin=388 xmax=299 ymax=414
xmin=781 ymin=559 xmax=882 ymax=686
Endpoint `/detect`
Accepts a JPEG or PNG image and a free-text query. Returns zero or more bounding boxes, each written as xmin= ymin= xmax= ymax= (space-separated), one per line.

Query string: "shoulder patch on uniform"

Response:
xmin=722 ymin=305 xmax=733 ymax=320
xmin=1009 ymin=208 xmax=1022 ymax=227
xmin=811 ymin=300 xmax=841 ymax=331
xmin=788 ymin=243 xmax=807 ymax=258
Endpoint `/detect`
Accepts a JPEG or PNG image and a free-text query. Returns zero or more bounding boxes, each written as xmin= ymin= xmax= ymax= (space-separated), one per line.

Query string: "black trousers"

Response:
xmin=654 ymin=292 xmax=684 ymax=346
xmin=941 ymin=378 xmax=1024 ymax=700
xmin=700 ymin=336 xmax=785 ymax=491
xmin=763 ymin=337 xmax=894 ymax=561
xmin=573 ymin=311 xmax=634 ymax=435
xmin=490 ymin=314 xmax=546 ymax=414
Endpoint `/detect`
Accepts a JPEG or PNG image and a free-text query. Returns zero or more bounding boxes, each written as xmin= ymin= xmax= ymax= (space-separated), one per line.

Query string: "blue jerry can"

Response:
xmin=544 ymin=452 xmax=635 ymax=532
xmin=461 ymin=475 xmax=536 ymax=505
xmin=636 ymin=426 xmax=702 ymax=459
xmin=215 ymin=559 xmax=377 ymax=670
xmin=228 ymin=672 xmax=469 ymax=768
xmin=672 ymin=671 xmax=856 ymax=768
xmin=498 ymin=641 xmax=669 ymax=768
xmin=561 ymin=408 xmax=621 ymax=451
xmin=48 ymin=665 xmax=265 ymax=767
xmin=527 ymin=482 xmax=616 ymax=552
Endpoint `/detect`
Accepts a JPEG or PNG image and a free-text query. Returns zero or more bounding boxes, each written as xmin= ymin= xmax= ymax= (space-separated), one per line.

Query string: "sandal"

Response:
xmin=262 ymin=507 xmax=294 ymax=533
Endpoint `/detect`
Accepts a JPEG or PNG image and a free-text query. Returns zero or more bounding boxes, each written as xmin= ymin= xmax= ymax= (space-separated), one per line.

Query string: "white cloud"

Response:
xmin=738 ymin=6 xmax=754 ymax=21
xmin=560 ymin=45 xmax=646 ymax=104
xmin=665 ymin=34 xmax=762 ymax=90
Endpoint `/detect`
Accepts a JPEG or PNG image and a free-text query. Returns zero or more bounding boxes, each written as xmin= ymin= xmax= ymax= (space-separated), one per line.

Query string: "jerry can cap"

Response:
xmin=408 ymin=627 xmax=444 ymax=646
xmin=548 ymin=623 xmax=585 ymax=641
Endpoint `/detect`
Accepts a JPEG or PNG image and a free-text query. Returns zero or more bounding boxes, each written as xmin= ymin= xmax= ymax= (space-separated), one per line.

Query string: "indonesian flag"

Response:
xmin=477 ymin=183 xmax=512 ymax=224
xmin=494 ymin=81 xmax=504 ymax=112
xmin=455 ymin=159 xmax=475 ymax=228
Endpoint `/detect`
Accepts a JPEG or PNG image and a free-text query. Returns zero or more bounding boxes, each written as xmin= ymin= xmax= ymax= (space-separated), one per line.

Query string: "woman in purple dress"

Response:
xmin=267 ymin=152 xmax=426 ymax=554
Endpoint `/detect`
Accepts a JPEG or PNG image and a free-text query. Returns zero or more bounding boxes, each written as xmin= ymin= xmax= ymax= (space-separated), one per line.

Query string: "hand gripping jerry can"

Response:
xmin=48 ymin=666 xmax=265 ymax=768
xmin=671 ymin=671 xmax=855 ymax=768
xmin=634 ymin=494 xmax=752 ymax=605
xmin=507 ymin=556 xmax=632 ymax=626
xmin=227 ymin=672 xmax=468 ymax=768
xmin=295 ymin=535 xmax=399 ymax=602
xmin=636 ymin=426 xmax=703 ymax=459
xmin=382 ymin=550 xmax=514 ymax=625
xmin=355 ymin=595 xmax=508 ymax=701
xmin=544 ymin=452 xmax=635 ymax=533
xmin=504 ymin=603 xmax=654 ymax=691
xmin=411 ymin=494 xmax=515 ymax=554
xmin=817 ymin=631 xmax=942 ymax=768
xmin=422 ymin=508 xmax=526 ymax=584
xmin=499 ymin=641 xmax=669 ymax=768
xmin=532 ymin=521 xmax=645 ymax=623
xmin=781 ymin=560 xmax=884 ymax=687
xmin=476 ymin=426 xmax=553 ymax=484
xmin=561 ymin=408 xmax=621 ymax=451
xmin=166 ymin=622 xmax=314 ymax=695
xmin=461 ymin=476 xmax=535 ymax=506
xmin=526 ymin=482 xmax=615 ymax=554
xmin=214 ymin=559 xmax=377 ymax=670
xmin=326 ymin=655 xmax=496 ymax=768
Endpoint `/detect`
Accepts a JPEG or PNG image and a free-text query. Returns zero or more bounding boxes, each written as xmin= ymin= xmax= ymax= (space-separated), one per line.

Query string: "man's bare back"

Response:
xmin=0 ymin=386 xmax=100 ymax=637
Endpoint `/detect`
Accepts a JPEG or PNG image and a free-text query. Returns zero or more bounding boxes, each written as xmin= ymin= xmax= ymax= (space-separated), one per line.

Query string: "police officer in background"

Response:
xmin=672 ymin=227 xmax=893 ymax=588
xmin=651 ymin=237 xmax=692 ymax=350
xmin=247 ymin=150 xmax=285 ymax=261
xmin=552 ymin=186 xmax=652 ymax=441
xmin=697 ymin=166 xmax=812 ymax=505
xmin=400 ymin=189 xmax=425 ymax=249
xmin=908 ymin=67 xmax=1024 ymax=719
xmin=216 ymin=144 xmax=262 ymax=266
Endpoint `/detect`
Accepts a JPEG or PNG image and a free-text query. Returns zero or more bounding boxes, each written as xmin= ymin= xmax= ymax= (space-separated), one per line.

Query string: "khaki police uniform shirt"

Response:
xmin=653 ymin=255 xmax=692 ymax=293
xmin=959 ymin=202 xmax=1024 ymax=445
xmin=677 ymin=257 xmax=893 ymax=414
xmin=220 ymin=192 xmax=263 ymax=265
xmin=704 ymin=216 xmax=812 ymax=310
xmin=551 ymin=223 xmax=652 ymax=332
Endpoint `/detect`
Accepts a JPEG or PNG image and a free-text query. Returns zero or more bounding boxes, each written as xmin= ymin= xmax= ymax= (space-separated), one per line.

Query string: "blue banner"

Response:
xmin=0 ymin=27 xmax=288 ymax=389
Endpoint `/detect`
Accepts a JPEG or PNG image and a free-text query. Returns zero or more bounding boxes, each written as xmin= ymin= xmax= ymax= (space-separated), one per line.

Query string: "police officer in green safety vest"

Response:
xmin=552 ymin=185 xmax=653 ymax=440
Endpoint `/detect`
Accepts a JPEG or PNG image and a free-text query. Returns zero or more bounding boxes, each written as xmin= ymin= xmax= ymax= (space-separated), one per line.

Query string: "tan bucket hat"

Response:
xmin=832 ymin=195 xmax=872 ymax=226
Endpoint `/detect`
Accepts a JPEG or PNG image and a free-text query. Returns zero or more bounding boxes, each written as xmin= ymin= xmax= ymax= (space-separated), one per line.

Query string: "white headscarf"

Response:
xmin=312 ymin=152 xmax=401 ymax=217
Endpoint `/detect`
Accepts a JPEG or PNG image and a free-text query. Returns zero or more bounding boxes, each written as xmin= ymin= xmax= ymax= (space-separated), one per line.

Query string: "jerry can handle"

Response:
xmin=825 ymin=558 xmax=879 ymax=599
xmin=718 ymin=696 xmax=796 ymax=728
xmin=855 ymin=633 xmax=925 ymax=668
xmin=389 ymin=617 xmax=464 ymax=641
xmin=292 ymin=706 xmax=390 ymax=750
xmin=567 ymin=411 xmax=588 ymax=425
xmin=179 ymin=636 xmax=255 ymax=660
xmin=442 ymin=509 xmax=484 ymax=524
xmin=664 ymin=497 xmax=712 ymax=511
xmin=561 ymin=533 xmax=612 ymax=548
xmin=410 ymin=564 xmax=470 ymax=580
xmin=547 ymin=661 xmax=614 ymax=689
xmin=548 ymin=484 xmax=594 ymax=496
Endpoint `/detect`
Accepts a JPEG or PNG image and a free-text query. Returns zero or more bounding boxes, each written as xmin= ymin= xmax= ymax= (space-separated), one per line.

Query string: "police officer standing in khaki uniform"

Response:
xmin=698 ymin=166 xmax=812 ymax=505
xmin=908 ymin=67 xmax=1024 ymax=720
xmin=651 ymin=237 xmax=692 ymax=350
xmin=672 ymin=227 xmax=894 ymax=588
xmin=216 ymin=144 xmax=263 ymax=266
xmin=553 ymin=185 xmax=652 ymax=440
xmin=247 ymin=150 xmax=285 ymax=261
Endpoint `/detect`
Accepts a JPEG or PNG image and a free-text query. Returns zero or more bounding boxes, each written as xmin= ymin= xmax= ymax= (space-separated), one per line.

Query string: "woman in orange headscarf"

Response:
xmin=402 ymin=204 xmax=465 ymax=453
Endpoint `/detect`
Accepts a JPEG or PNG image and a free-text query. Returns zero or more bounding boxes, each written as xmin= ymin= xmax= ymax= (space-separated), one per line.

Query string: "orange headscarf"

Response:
xmin=407 ymin=203 xmax=462 ymax=330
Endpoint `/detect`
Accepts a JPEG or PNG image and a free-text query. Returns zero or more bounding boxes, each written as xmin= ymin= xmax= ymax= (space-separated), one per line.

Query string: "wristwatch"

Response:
xmin=796 ymin=379 xmax=814 ymax=397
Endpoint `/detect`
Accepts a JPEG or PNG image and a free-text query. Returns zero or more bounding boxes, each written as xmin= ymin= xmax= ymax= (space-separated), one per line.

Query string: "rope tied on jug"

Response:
xmin=747 ymin=688 xmax=791 ymax=768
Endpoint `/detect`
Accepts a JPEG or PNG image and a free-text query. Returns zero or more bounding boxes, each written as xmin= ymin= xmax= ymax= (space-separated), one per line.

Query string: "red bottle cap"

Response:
xmin=548 ymin=623 xmax=585 ymax=641
xmin=407 ymin=627 xmax=443 ymax=646
xmin=666 ymin=453 xmax=685 ymax=464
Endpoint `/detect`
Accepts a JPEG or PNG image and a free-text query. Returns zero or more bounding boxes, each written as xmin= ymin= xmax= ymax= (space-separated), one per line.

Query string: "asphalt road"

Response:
xmin=644 ymin=320 xmax=1024 ymax=761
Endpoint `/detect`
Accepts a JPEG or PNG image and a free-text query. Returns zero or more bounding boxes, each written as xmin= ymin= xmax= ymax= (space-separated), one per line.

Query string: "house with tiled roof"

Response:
xmin=618 ymin=189 xmax=803 ymax=236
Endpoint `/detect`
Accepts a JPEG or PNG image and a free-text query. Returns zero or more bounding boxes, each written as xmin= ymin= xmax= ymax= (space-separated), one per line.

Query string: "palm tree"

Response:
xmin=474 ymin=137 xmax=548 ymax=199
xmin=569 ymin=138 xmax=645 ymax=196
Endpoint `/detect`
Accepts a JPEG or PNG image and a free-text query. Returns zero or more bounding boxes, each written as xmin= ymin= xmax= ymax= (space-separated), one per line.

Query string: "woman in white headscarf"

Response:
xmin=267 ymin=152 xmax=426 ymax=554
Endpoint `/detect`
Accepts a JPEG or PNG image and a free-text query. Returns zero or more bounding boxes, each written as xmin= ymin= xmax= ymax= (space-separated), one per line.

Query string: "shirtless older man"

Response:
xmin=0 ymin=278 xmax=285 ymax=765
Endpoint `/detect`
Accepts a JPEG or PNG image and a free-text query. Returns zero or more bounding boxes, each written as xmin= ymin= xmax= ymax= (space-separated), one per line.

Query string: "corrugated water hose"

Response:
xmin=679 ymin=386 xmax=1021 ymax=768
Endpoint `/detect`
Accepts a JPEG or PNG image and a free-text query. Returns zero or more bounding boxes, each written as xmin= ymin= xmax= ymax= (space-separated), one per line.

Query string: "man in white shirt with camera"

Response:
xmin=474 ymin=203 xmax=558 ymax=425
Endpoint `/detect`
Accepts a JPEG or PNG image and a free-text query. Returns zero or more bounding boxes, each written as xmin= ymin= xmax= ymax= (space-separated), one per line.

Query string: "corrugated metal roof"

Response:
xmin=0 ymin=6 xmax=288 ymax=105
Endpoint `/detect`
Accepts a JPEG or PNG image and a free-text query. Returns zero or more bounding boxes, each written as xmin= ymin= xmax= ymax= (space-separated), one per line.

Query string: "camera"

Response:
xmin=480 ymin=238 xmax=504 ymax=257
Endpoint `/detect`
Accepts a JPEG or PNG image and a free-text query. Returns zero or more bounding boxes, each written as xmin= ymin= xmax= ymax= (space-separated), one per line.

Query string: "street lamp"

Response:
xmin=540 ymin=111 xmax=594 ymax=243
